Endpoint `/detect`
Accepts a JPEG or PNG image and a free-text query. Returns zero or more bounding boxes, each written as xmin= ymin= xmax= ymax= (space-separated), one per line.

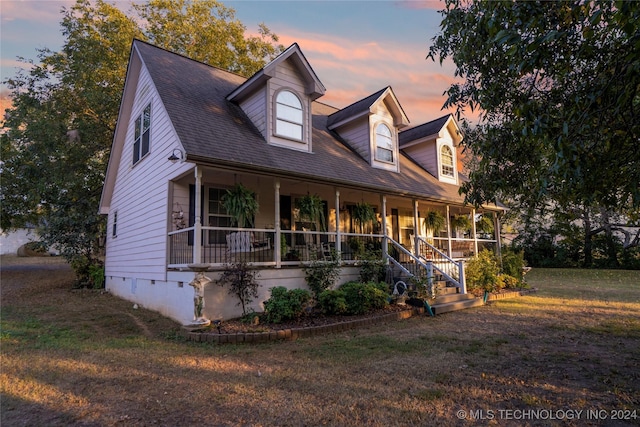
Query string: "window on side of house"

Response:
xmin=440 ymin=145 xmax=454 ymax=177
xmin=207 ymin=187 xmax=234 ymax=244
xmin=375 ymin=123 xmax=394 ymax=163
xmin=133 ymin=104 xmax=151 ymax=165
xmin=112 ymin=210 xmax=118 ymax=238
xmin=275 ymin=90 xmax=303 ymax=141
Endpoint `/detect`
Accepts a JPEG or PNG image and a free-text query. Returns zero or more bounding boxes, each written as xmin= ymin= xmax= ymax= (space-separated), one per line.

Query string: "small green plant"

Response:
xmin=317 ymin=289 xmax=348 ymax=315
xmin=348 ymin=237 xmax=366 ymax=258
xmin=215 ymin=261 xmax=260 ymax=316
xmin=358 ymin=249 xmax=386 ymax=283
xmin=303 ymin=249 xmax=341 ymax=298
xmin=339 ymin=281 xmax=389 ymax=315
xmin=410 ymin=271 xmax=436 ymax=299
xmin=88 ymin=263 xmax=105 ymax=289
xmin=263 ymin=286 xmax=312 ymax=323
xmin=465 ymin=249 xmax=500 ymax=294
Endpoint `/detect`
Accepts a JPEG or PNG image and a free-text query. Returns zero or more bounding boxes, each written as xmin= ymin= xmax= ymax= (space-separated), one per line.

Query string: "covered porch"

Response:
xmin=166 ymin=166 xmax=501 ymax=272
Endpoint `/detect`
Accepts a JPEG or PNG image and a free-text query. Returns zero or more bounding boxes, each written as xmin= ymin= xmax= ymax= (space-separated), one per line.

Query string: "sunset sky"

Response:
xmin=1 ymin=0 xmax=466 ymax=125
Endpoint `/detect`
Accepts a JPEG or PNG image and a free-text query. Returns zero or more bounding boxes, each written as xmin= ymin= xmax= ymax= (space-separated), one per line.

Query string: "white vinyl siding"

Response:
xmin=403 ymin=142 xmax=438 ymax=176
xmin=268 ymin=59 xmax=311 ymax=151
xmin=330 ymin=116 xmax=370 ymax=160
xmin=238 ymin=88 xmax=267 ymax=139
xmin=105 ymin=65 xmax=191 ymax=281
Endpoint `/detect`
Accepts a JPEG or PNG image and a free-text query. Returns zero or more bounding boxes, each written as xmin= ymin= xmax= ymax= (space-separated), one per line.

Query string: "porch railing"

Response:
xmin=168 ymin=227 xmax=475 ymax=289
xmin=414 ymin=236 xmax=465 ymax=292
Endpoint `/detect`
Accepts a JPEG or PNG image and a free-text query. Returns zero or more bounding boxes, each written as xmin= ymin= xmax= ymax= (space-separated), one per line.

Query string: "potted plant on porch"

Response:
xmin=295 ymin=194 xmax=326 ymax=231
xmin=221 ymin=183 xmax=259 ymax=228
xmin=423 ymin=210 xmax=446 ymax=238
xmin=451 ymin=214 xmax=472 ymax=237
xmin=352 ymin=202 xmax=376 ymax=233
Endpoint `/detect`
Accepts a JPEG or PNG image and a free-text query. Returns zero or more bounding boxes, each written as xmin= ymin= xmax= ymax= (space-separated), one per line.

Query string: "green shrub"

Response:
xmin=358 ymin=249 xmax=387 ymax=283
xmin=317 ymin=289 xmax=348 ymax=315
xmin=88 ymin=263 xmax=105 ymax=289
xmin=215 ymin=261 xmax=260 ymax=316
xmin=303 ymin=250 xmax=341 ymax=298
xmin=339 ymin=281 xmax=389 ymax=315
xmin=465 ymin=249 xmax=500 ymax=294
xmin=263 ymin=286 xmax=312 ymax=323
xmin=501 ymin=247 xmax=526 ymax=281
xmin=497 ymin=274 xmax=521 ymax=290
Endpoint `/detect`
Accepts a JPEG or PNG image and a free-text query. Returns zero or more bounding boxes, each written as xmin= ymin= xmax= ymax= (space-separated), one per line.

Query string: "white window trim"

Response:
xmin=133 ymin=103 xmax=151 ymax=165
xmin=112 ymin=210 xmax=118 ymax=238
xmin=438 ymin=141 xmax=458 ymax=184
xmin=373 ymin=121 xmax=396 ymax=165
xmin=273 ymin=88 xmax=305 ymax=143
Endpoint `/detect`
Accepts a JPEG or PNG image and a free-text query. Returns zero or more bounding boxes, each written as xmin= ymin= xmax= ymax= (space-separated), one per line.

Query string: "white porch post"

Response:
xmin=275 ymin=180 xmax=281 ymax=268
xmin=335 ymin=189 xmax=341 ymax=253
xmin=381 ymin=195 xmax=388 ymax=261
xmin=193 ymin=167 xmax=202 ymax=264
xmin=446 ymin=205 xmax=452 ymax=258
xmin=413 ymin=199 xmax=420 ymax=256
xmin=472 ymin=208 xmax=478 ymax=256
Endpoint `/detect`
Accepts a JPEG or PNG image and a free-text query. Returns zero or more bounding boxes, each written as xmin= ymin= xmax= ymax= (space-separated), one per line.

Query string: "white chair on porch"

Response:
xmin=226 ymin=231 xmax=271 ymax=254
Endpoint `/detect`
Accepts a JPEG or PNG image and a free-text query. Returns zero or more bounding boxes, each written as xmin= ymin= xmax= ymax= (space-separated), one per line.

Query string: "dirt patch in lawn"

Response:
xmin=2 ymin=257 xmax=639 ymax=426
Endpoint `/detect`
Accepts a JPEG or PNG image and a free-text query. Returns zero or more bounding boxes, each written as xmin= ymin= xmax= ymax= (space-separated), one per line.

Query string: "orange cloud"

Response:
xmin=396 ymin=0 xmax=446 ymax=11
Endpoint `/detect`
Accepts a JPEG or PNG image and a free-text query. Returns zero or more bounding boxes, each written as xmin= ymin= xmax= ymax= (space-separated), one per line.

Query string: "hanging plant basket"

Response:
xmin=353 ymin=202 xmax=376 ymax=231
xmin=423 ymin=210 xmax=446 ymax=235
xmin=451 ymin=214 xmax=472 ymax=233
xmin=221 ymin=183 xmax=259 ymax=228
xmin=296 ymin=194 xmax=326 ymax=231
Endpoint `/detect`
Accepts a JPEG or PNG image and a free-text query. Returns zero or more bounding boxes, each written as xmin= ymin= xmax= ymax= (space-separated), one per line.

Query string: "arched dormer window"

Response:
xmin=275 ymin=90 xmax=303 ymax=141
xmin=440 ymin=145 xmax=454 ymax=177
xmin=375 ymin=123 xmax=393 ymax=162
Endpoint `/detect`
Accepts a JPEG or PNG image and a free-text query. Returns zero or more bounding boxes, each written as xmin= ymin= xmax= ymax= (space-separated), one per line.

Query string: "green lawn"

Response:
xmin=526 ymin=267 xmax=640 ymax=302
xmin=2 ymin=258 xmax=639 ymax=426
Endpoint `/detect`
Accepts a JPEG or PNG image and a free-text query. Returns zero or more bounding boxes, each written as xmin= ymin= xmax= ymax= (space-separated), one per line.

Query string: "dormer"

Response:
xmin=327 ymin=87 xmax=409 ymax=172
xmin=399 ymin=114 xmax=462 ymax=185
xmin=227 ymin=43 xmax=325 ymax=153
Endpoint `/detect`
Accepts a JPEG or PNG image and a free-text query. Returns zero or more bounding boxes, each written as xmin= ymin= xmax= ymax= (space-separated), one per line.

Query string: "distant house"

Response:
xmin=99 ymin=40 xmax=503 ymax=324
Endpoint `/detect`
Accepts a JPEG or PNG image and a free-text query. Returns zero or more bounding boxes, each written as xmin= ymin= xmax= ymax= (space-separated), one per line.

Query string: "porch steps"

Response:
xmin=430 ymin=293 xmax=484 ymax=315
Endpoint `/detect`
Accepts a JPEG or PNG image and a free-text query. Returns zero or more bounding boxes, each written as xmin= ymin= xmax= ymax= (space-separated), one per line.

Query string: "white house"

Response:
xmin=99 ymin=40 xmax=503 ymax=325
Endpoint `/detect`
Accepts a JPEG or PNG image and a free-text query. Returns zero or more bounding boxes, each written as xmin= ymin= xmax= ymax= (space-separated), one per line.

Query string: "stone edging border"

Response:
xmin=485 ymin=287 xmax=538 ymax=302
xmin=182 ymin=307 xmax=426 ymax=344
xmin=182 ymin=287 xmax=538 ymax=344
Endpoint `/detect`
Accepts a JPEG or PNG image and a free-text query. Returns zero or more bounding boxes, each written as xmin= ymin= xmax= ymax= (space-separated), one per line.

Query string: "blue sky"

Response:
xmin=1 ymin=0 xmax=463 ymax=123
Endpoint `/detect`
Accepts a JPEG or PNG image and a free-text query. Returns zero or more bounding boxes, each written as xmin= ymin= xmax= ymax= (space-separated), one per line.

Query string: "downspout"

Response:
xmin=335 ymin=189 xmax=341 ymax=253
xmin=275 ymin=180 xmax=281 ymax=268
xmin=193 ymin=167 xmax=202 ymax=264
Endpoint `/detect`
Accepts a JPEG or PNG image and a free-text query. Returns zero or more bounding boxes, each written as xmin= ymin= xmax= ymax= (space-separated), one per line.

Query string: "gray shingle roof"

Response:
xmin=326 ymin=87 xmax=388 ymax=129
xmin=399 ymin=114 xmax=451 ymax=146
xmin=134 ymin=40 xmax=467 ymax=204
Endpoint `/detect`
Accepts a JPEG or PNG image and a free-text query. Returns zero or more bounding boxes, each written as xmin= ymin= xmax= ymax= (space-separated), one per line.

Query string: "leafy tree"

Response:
xmin=1 ymin=0 xmax=282 ymax=282
xmin=428 ymin=0 xmax=640 ymax=267
xmin=135 ymin=0 xmax=281 ymax=77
